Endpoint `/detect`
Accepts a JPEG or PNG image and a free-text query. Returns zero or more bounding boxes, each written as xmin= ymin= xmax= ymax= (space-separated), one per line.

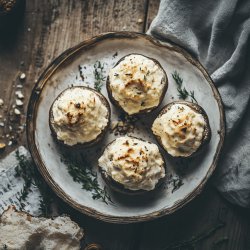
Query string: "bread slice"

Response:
xmin=0 ymin=205 xmax=84 ymax=250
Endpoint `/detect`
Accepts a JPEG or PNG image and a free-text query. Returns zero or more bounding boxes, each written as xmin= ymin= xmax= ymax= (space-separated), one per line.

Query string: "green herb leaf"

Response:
xmin=15 ymin=150 xmax=53 ymax=217
xmin=61 ymin=155 xmax=113 ymax=205
xmin=172 ymin=71 xmax=198 ymax=103
xmin=93 ymin=61 xmax=105 ymax=92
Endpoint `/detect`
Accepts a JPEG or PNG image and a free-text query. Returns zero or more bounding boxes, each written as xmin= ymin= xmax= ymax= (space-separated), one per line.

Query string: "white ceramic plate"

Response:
xmin=27 ymin=32 xmax=225 ymax=223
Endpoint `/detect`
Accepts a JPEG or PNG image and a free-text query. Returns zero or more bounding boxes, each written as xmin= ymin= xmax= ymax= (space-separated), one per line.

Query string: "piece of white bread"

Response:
xmin=0 ymin=205 xmax=84 ymax=250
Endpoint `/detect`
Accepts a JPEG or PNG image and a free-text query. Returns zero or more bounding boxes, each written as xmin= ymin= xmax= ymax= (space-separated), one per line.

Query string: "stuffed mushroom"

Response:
xmin=107 ymin=54 xmax=168 ymax=115
xmin=49 ymin=86 xmax=110 ymax=148
xmin=152 ymin=101 xmax=211 ymax=158
xmin=98 ymin=136 xmax=166 ymax=195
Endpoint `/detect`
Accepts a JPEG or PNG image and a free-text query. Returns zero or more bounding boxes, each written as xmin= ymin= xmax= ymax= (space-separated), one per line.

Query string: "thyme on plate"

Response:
xmin=62 ymin=156 xmax=112 ymax=204
xmin=14 ymin=150 xmax=53 ymax=217
xmin=172 ymin=71 xmax=198 ymax=103
xmin=93 ymin=60 xmax=105 ymax=92
xmin=164 ymin=174 xmax=184 ymax=193
xmin=171 ymin=176 xmax=184 ymax=193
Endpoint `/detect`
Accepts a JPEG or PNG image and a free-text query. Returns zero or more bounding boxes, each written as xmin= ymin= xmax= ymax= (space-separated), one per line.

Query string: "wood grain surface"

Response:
xmin=0 ymin=0 xmax=249 ymax=249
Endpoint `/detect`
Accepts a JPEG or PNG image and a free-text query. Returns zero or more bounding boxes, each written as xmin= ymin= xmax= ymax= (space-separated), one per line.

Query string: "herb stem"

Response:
xmin=93 ymin=61 xmax=105 ymax=92
xmin=62 ymin=155 xmax=112 ymax=204
xmin=172 ymin=71 xmax=198 ymax=103
xmin=15 ymin=150 xmax=53 ymax=217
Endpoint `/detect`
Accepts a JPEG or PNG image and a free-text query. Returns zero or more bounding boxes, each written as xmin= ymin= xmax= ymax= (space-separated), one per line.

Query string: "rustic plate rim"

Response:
xmin=26 ymin=31 xmax=225 ymax=224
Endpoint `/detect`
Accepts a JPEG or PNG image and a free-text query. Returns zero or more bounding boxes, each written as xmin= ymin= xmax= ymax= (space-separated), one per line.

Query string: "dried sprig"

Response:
xmin=78 ymin=65 xmax=85 ymax=82
xmin=62 ymin=156 xmax=112 ymax=205
xmin=93 ymin=61 xmax=105 ymax=92
xmin=190 ymin=90 xmax=198 ymax=103
xmin=171 ymin=176 xmax=184 ymax=193
xmin=14 ymin=150 xmax=53 ymax=217
xmin=172 ymin=71 xmax=198 ymax=103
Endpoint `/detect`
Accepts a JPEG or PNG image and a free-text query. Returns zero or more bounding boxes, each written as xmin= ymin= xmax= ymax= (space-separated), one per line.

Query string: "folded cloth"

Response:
xmin=148 ymin=0 xmax=250 ymax=207
xmin=0 ymin=146 xmax=42 ymax=215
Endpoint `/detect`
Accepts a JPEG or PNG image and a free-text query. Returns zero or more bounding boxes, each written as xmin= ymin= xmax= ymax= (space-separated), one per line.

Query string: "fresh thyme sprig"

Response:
xmin=14 ymin=150 xmax=53 ymax=217
xmin=172 ymin=71 xmax=198 ymax=103
xmin=93 ymin=61 xmax=105 ymax=92
xmin=62 ymin=156 xmax=112 ymax=205
xmin=189 ymin=90 xmax=198 ymax=103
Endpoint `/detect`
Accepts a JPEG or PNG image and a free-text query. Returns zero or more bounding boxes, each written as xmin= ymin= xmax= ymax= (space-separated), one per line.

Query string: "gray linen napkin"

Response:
xmin=148 ymin=0 xmax=250 ymax=207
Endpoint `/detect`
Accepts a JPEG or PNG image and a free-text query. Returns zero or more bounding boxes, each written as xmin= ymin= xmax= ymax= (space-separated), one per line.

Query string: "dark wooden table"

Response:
xmin=0 ymin=1 xmax=249 ymax=249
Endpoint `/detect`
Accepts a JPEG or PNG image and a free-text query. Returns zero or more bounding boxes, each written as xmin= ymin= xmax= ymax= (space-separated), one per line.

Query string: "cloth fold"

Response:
xmin=148 ymin=0 xmax=250 ymax=207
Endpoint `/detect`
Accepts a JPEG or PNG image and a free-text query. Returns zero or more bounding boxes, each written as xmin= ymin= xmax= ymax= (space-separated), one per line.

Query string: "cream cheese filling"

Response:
xmin=98 ymin=136 xmax=165 ymax=191
xmin=109 ymin=54 xmax=166 ymax=115
xmin=152 ymin=104 xmax=206 ymax=157
xmin=51 ymin=87 xmax=109 ymax=146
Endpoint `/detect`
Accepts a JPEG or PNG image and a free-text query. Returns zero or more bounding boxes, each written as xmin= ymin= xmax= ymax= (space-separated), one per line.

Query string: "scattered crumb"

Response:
xmin=137 ymin=18 xmax=143 ymax=24
xmin=0 ymin=122 xmax=4 ymax=127
xmin=19 ymin=73 xmax=26 ymax=81
xmin=0 ymin=99 xmax=4 ymax=107
xmin=122 ymin=26 xmax=127 ymax=30
xmin=17 ymin=84 xmax=23 ymax=88
xmin=8 ymin=141 xmax=12 ymax=146
xmin=15 ymin=91 xmax=24 ymax=99
xmin=14 ymin=108 xmax=21 ymax=115
xmin=16 ymin=99 xmax=23 ymax=106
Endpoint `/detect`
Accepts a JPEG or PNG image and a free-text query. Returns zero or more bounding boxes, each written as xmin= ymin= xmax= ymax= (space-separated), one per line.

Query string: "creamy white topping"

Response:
xmin=51 ymin=87 xmax=109 ymax=146
xmin=98 ymin=136 xmax=165 ymax=191
xmin=152 ymin=104 xmax=206 ymax=157
xmin=109 ymin=54 xmax=166 ymax=115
